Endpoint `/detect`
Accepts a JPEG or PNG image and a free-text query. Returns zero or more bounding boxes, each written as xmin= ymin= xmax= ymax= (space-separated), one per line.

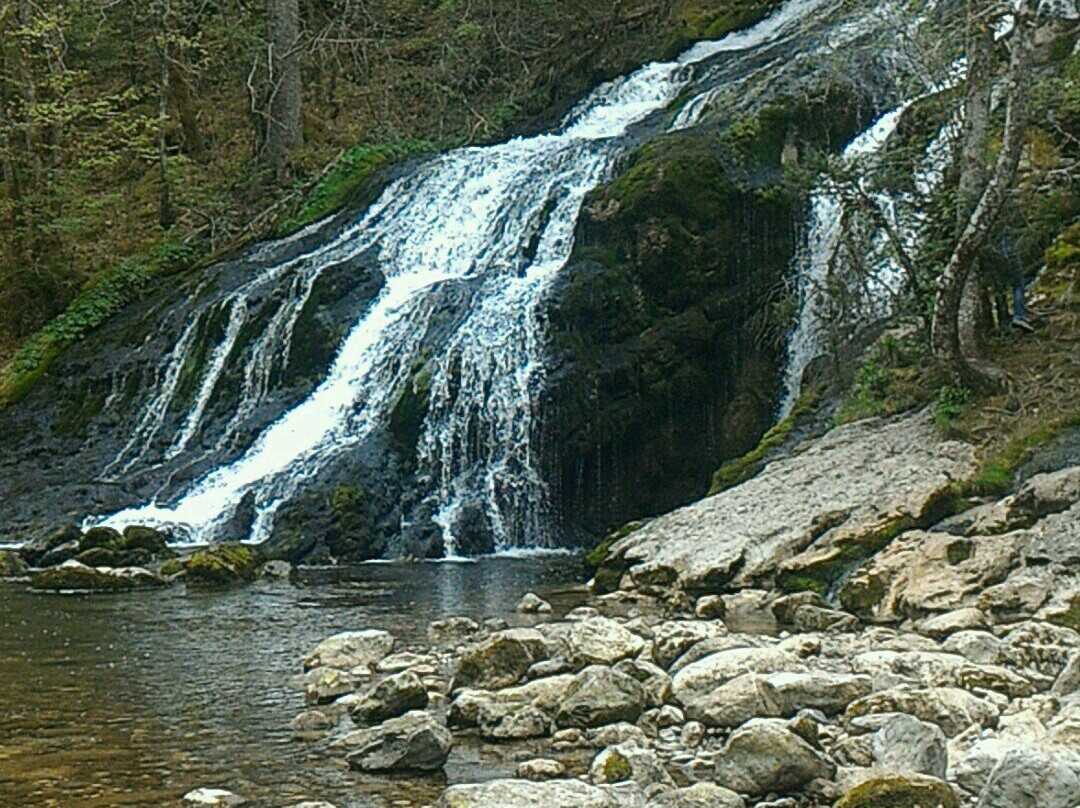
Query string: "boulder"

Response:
xmin=671 ymin=646 xmax=806 ymax=706
xmin=590 ymin=742 xmax=673 ymax=788
xmin=554 ymin=666 xmax=646 ymax=729
xmin=694 ymin=595 xmax=726 ymax=620
xmin=645 ymin=782 xmax=744 ymax=808
xmin=681 ymin=673 xmax=782 ymax=728
xmin=29 ymin=559 xmax=163 ymax=591
xmin=517 ymin=758 xmax=566 ymax=780
xmin=916 ymin=608 xmax=990 ymax=639
xmin=436 ymin=779 xmax=619 ymax=808
xmin=850 ymin=650 xmax=1033 ymax=698
xmin=790 ymin=604 xmax=859 ymax=632
xmin=183 ymin=542 xmax=261 ymax=587
xmin=350 ymin=671 xmax=428 ymax=724
xmin=344 ymin=711 xmax=451 ymax=772
xmin=845 ymin=684 xmax=998 ymax=737
xmin=612 ymin=659 xmax=670 ymax=708
xmin=452 ymin=629 xmax=548 ymax=691
xmin=20 ymin=523 xmax=81 ymax=566
xmin=833 ymin=774 xmax=958 ymax=808
xmin=951 ymin=739 xmax=1080 ymax=808
xmin=651 ymin=620 xmax=727 ymax=669
xmin=478 ymin=703 xmax=551 ymax=741
xmin=517 ymin=592 xmax=553 ymax=614
xmin=765 ymin=671 xmax=873 ymax=716
xmin=303 ymin=630 xmax=395 ymax=671
xmin=869 ymin=713 xmax=948 ymax=778
xmin=306 ymin=668 xmax=354 ymax=705
xmin=427 ymin=616 xmax=483 ymax=647
xmin=942 ymin=630 xmax=1003 ymax=664
xmin=562 ymin=617 xmax=645 ymax=666
xmin=712 ymin=719 xmax=835 ymax=796
xmin=289 ymin=709 xmax=333 ymax=738
xmin=0 ymin=549 xmax=27 ymax=577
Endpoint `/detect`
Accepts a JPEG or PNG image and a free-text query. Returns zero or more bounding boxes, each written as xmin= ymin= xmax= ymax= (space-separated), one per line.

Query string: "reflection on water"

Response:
xmin=0 ymin=556 xmax=585 ymax=808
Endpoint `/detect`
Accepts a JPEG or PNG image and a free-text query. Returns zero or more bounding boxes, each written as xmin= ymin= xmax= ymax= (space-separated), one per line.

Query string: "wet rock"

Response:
xmin=590 ymin=742 xmax=673 ymax=787
xmin=554 ymin=665 xmax=646 ymax=728
xmin=712 ymin=719 xmax=835 ymax=796
xmin=588 ymin=721 xmax=647 ymax=747
xmin=790 ymin=604 xmax=859 ymax=633
xmin=306 ymin=668 xmax=354 ymax=705
xmin=290 ymin=709 xmax=334 ymax=738
xmin=303 ymin=629 xmax=395 ymax=671
xmin=832 ymin=774 xmax=957 ymax=808
xmin=30 ymin=559 xmax=163 ymax=591
xmin=452 ymin=628 xmax=548 ymax=691
xmin=478 ymin=703 xmax=551 ymax=741
xmin=845 ymin=684 xmax=999 ymax=737
xmin=21 ymin=523 xmax=81 ymax=566
xmin=427 ymin=616 xmax=482 ymax=648
xmin=38 ymin=539 xmax=80 ymax=567
xmin=181 ymin=788 xmax=246 ymax=807
xmin=516 ymin=758 xmax=566 ymax=780
xmin=344 ymin=711 xmax=451 ymax=772
xmin=287 ymin=803 xmax=339 ymax=808
xmin=258 ymin=559 xmax=292 ymax=579
xmin=868 ymin=713 xmax=948 ymax=777
xmin=517 ymin=592 xmax=553 ymax=614
xmin=645 ymin=782 xmax=744 ymax=808
xmin=436 ymin=778 xmax=620 ymax=808
xmin=183 ymin=542 xmax=262 ymax=587
xmin=0 ymin=549 xmax=26 ymax=577
xmin=350 ymin=671 xmax=428 ymax=724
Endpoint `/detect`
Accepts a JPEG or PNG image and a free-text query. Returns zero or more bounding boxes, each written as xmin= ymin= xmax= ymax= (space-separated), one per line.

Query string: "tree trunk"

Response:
xmin=266 ymin=0 xmax=302 ymax=180
xmin=931 ymin=0 xmax=1038 ymax=387
xmin=157 ymin=0 xmax=175 ymax=228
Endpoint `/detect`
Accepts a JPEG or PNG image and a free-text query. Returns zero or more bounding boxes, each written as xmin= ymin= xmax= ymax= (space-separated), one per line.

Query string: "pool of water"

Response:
xmin=0 ymin=556 xmax=586 ymax=808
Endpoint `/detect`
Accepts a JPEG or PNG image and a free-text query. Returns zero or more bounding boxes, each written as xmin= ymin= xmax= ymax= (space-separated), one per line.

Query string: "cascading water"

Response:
xmin=85 ymin=0 xmax=834 ymax=551
xmin=779 ymin=66 xmax=963 ymax=415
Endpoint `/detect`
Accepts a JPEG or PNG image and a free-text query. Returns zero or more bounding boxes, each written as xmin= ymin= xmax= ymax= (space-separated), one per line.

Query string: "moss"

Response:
xmin=601 ymin=750 xmax=633 ymax=782
xmin=709 ymin=389 xmax=820 ymax=495
xmin=584 ymin=520 xmax=643 ymax=574
xmin=0 ymin=550 xmax=28 ymax=577
xmin=1047 ymin=593 xmax=1080 ymax=632
xmin=962 ymin=410 xmax=1080 ymax=497
xmin=388 ymin=359 xmax=434 ymax=461
xmin=276 ymin=140 xmax=437 ymax=235
xmin=328 ymin=484 xmax=382 ymax=559
xmin=183 ymin=541 xmax=261 ymax=587
xmin=834 ymin=774 xmax=959 ymax=808
xmin=159 ymin=558 xmax=185 ymax=577
xmin=835 ymin=330 xmax=940 ymax=425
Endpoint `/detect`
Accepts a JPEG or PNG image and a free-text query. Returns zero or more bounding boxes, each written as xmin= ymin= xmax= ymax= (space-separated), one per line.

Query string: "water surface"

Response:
xmin=0 ymin=557 xmax=584 ymax=808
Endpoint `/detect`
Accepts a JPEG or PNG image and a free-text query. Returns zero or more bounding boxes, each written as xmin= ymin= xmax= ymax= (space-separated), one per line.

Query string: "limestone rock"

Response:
xmin=517 ymin=592 xmax=553 ymax=613
xmin=671 ymin=646 xmax=806 ymax=707
xmin=652 ymin=620 xmax=727 ymax=669
xmin=681 ymin=673 xmax=782 ymax=728
xmin=452 ymin=628 xmax=548 ymax=691
xmin=951 ymin=739 xmax=1080 ymax=808
xmin=350 ymin=671 xmax=428 ymax=724
xmin=712 ymin=719 xmax=836 ymax=796
xmin=344 ymin=711 xmax=451 ymax=772
xmin=478 ymin=703 xmax=550 ymax=741
xmin=602 ymin=412 xmax=975 ymax=594
xmin=303 ymin=630 xmax=395 ymax=671
xmin=942 ymin=630 xmax=1003 ymax=664
xmin=645 ymin=782 xmax=744 ymax=808
xmin=516 ymin=758 xmax=566 ymax=780
xmin=845 ymin=684 xmax=999 ymax=737
xmin=306 ymin=668 xmax=354 ymax=705
xmin=290 ymin=709 xmax=333 ymax=738
xmin=870 ymin=712 xmax=948 ymax=777
xmin=30 ymin=559 xmax=164 ymax=591
xmin=562 ymin=617 xmax=645 ymax=666
xmin=436 ymin=779 xmax=619 ymax=808
xmin=554 ymin=666 xmax=646 ymax=729
xmin=612 ymin=659 xmax=671 ymax=708
xmin=917 ymin=608 xmax=990 ymax=640
xmin=766 ymin=671 xmax=873 ymax=716
xmin=849 ymin=650 xmax=1033 ymax=698
xmin=427 ymin=616 xmax=482 ymax=648
xmin=694 ymin=595 xmax=726 ymax=620
xmin=590 ymin=742 xmax=673 ymax=787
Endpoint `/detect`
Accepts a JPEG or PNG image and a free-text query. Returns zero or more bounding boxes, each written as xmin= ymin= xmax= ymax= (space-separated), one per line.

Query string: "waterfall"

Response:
xmin=779 ymin=65 xmax=963 ymax=415
xmin=86 ymin=0 xmax=831 ymax=550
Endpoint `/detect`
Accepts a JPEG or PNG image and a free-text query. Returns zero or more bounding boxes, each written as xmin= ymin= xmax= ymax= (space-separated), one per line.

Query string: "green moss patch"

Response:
xmin=183 ymin=541 xmax=261 ymax=587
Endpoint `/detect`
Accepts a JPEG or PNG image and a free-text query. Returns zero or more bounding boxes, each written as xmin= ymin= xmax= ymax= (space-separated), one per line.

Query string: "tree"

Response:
xmin=266 ymin=0 xmax=302 ymax=179
xmin=930 ymin=0 xmax=1040 ymax=388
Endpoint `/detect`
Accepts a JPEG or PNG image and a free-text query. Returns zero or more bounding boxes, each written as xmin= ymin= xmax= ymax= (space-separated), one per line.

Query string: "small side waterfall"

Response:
xmin=779 ymin=67 xmax=963 ymax=415
xmin=86 ymin=0 xmax=832 ymax=550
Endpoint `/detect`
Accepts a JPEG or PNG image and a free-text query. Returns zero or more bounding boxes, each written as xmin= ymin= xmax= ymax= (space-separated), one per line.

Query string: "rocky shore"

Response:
xmin=238 ymin=412 xmax=1078 ymax=808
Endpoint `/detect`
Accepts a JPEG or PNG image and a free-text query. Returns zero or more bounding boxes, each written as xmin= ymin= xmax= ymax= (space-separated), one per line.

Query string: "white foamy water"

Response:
xmin=86 ymin=0 xmax=834 ymax=550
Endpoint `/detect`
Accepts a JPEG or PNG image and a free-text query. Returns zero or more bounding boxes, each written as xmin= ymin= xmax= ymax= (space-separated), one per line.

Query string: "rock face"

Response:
xmin=344 ymin=711 xmax=451 ymax=772
xmin=599 ymin=411 xmax=975 ymax=594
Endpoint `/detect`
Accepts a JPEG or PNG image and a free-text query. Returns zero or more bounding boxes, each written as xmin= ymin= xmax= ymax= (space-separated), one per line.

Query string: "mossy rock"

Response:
xmin=159 ymin=558 xmax=185 ymax=578
xmin=80 ymin=526 xmax=123 ymax=551
xmin=1047 ymin=593 xmax=1080 ymax=631
xmin=601 ymin=749 xmax=632 ymax=782
xmin=120 ymin=525 xmax=168 ymax=554
xmin=75 ymin=547 xmax=119 ymax=567
xmin=183 ymin=542 xmax=262 ymax=587
xmin=834 ymin=773 xmax=959 ymax=808
xmin=0 ymin=549 xmax=28 ymax=577
xmin=30 ymin=562 xmax=132 ymax=592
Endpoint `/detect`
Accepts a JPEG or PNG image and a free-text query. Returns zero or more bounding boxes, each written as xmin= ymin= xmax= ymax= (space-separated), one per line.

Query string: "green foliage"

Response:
xmin=836 ymin=331 xmax=938 ymax=424
xmin=933 ymin=384 xmax=970 ymax=428
xmin=963 ymin=410 xmax=1080 ymax=496
xmin=184 ymin=541 xmax=261 ymax=586
xmin=277 ymin=140 xmax=437 ymax=235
